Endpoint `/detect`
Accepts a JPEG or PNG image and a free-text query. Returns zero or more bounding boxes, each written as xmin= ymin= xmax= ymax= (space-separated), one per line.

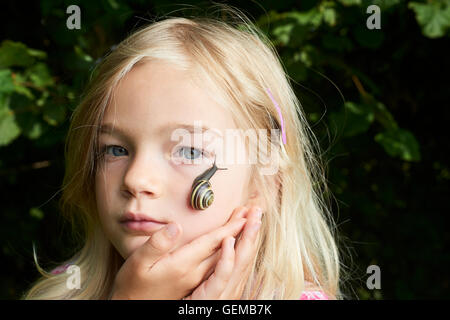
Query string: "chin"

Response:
xmin=116 ymin=236 xmax=151 ymax=260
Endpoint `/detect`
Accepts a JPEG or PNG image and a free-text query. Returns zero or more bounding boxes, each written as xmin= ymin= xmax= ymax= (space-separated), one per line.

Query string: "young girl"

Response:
xmin=23 ymin=6 xmax=346 ymax=300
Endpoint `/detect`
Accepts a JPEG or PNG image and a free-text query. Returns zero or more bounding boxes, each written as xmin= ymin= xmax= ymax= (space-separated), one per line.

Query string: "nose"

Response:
xmin=121 ymin=152 xmax=163 ymax=199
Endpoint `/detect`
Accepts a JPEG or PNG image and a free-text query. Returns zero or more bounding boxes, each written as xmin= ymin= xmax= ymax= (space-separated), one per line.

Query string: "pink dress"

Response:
xmin=300 ymin=281 xmax=329 ymax=300
xmin=299 ymin=290 xmax=329 ymax=300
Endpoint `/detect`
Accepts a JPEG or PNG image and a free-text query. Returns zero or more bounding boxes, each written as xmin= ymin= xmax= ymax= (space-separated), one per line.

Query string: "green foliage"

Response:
xmin=329 ymin=101 xmax=375 ymax=137
xmin=375 ymin=128 xmax=421 ymax=162
xmin=29 ymin=207 xmax=45 ymax=220
xmin=0 ymin=0 xmax=448 ymax=300
xmin=257 ymin=0 xmax=427 ymax=164
xmin=0 ymin=104 xmax=21 ymax=146
xmin=409 ymin=0 xmax=450 ymax=38
xmin=255 ymin=0 xmax=448 ymax=300
xmin=0 ymin=40 xmax=73 ymax=146
xmin=0 ymin=40 xmax=41 ymax=69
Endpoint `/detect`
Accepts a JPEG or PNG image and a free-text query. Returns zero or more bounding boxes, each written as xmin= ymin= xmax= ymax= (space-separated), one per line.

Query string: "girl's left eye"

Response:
xmin=174 ymin=146 xmax=208 ymax=162
xmin=102 ymin=145 xmax=128 ymax=157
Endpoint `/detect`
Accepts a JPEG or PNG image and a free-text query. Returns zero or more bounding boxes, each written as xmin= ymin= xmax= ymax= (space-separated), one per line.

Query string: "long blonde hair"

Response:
xmin=23 ymin=5 xmax=350 ymax=300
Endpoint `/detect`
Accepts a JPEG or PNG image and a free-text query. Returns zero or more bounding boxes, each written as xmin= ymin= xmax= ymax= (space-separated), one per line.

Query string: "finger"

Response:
xmin=227 ymin=207 xmax=262 ymax=294
xmin=234 ymin=206 xmax=262 ymax=261
xmin=134 ymin=222 xmax=183 ymax=268
xmin=153 ymin=218 xmax=246 ymax=274
xmin=227 ymin=206 xmax=249 ymax=222
xmin=235 ymin=232 xmax=260 ymax=296
xmin=194 ymin=247 xmax=222 ymax=284
xmin=226 ymin=207 xmax=249 ymax=243
xmin=203 ymin=236 xmax=236 ymax=299
xmin=234 ymin=209 xmax=261 ymax=272
xmin=226 ymin=234 xmax=259 ymax=299
xmin=141 ymin=206 xmax=246 ymax=270
xmin=184 ymin=251 xmax=220 ymax=300
xmin=176 ymin=218 xmax=245 ymax=261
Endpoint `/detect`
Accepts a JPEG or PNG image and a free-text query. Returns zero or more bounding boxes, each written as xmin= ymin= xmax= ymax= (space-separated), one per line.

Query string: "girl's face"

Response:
xmin=95 ymin=61 xmax=253 ymax=259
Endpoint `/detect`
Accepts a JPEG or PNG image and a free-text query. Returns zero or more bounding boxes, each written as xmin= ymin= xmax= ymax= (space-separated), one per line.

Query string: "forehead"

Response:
xmin=102 ymin=61 xmax=238 ymax=136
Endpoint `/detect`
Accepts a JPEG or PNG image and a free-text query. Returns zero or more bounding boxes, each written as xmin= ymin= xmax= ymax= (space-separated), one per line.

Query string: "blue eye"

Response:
xmin=103 ymin=145 xmax=128 ymax=157
xmin=99 ymin=144 xmax=209 ymax=163
xmin=176 ymin=146 xmax=206 ymax=161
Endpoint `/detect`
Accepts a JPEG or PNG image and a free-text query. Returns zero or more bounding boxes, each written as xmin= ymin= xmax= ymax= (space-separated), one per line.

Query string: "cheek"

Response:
xmin=177 ymin=169 xmax=247 ymax=246
xmin=95 ymin=175 xmax=106 ymax=212
xmin=215 ymin=165 xmax=248 ymax=207
xmin=94 ymin=170 xmax=116 ymax=220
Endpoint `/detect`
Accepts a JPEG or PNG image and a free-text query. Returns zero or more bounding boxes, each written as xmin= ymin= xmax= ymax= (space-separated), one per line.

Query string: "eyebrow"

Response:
xmin=98 ymin=122 xmax=221 ymax=139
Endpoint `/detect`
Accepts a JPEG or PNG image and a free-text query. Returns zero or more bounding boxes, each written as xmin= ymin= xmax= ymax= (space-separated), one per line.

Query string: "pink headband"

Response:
xmin=265 ymin=87 xmax=287 ymax=145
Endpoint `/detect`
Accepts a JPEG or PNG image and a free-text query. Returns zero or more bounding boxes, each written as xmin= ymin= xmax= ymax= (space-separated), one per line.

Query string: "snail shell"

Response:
xmin=191 ymin=179 xmax=214 ymax=210
xmin=190 ymin=156 xmax=227 ymax=211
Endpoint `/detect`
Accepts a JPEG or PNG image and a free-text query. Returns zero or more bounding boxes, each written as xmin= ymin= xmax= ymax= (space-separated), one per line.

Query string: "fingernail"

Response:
xmin=165 ymin=223 xmax=178 ymax=238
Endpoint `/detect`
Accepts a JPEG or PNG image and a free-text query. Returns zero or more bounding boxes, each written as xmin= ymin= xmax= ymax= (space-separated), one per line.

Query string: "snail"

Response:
xmin=190 ymin=156 xmax=227 ymax=210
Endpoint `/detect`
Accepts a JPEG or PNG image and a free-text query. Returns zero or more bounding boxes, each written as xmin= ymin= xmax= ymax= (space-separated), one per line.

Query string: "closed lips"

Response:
xmin=120 ymin=213 xmax=166 ymax=223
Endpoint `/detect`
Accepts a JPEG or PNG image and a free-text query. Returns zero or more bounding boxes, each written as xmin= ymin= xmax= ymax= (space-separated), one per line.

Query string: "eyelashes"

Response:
xmin=98 ymin=144 xmax=211 ymax=163
xmin=174 ymin=145 xmax=210 ymax=161
xmin=99 ymin=145 xmax=127 ymax=158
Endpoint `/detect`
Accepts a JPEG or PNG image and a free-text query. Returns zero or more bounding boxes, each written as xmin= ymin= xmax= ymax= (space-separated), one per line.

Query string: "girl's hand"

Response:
xmin=109 ymin=206 xmax=248 ymax=300
xmin=183 ymin=206 xmax=262 ymax=300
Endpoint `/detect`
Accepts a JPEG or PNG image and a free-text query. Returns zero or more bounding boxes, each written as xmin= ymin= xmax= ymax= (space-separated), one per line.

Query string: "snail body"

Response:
xmin=190 ymin=157 xmax=227 ymax=210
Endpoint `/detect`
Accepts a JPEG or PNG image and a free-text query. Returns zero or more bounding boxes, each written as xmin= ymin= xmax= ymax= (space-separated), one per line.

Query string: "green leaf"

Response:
xmin=43 ymin=102 xmax=67 ymax=126
xmin=26 ymin=48 xmax=47 ymax=59
xmin=0 ymin=69 xmax=15 ymax=93
xmin=15 ymin=112 xmax=43 ymax=139
xmin=373 ymin=102 xmax=398 ymax=130
xmin=25 ymin=121 xmax=43 ymax=139
xmin=25 ymin=63 xmax=54 ymax=87
xmin=329 ymin=101 xmax=375 ymax=137
xmin=409 ymin=1 xmax=450 ymax=38
xmin=298 ymin=45 xmax=317 ymax=67
xmin=0 ymin=107 xmax=21 ymax=146
xmin=286 ymin=8 xmax=323 ymax=28
xmin=338 ymin=0 xmax=362 ymax=6
xmin=366 ymin=0 xmax=401 ymax=10
xmin=0 ymin=40 xmax=35 ymax=68
xmin=36 ymin=91 xmax=50 ymax=107
xmin=74 ymin=45 xmax=93 ymax=62
xmin=107 ymin=0 xmax=120 ymax=10
xmin=323 ymin=8 xmax=337 ymax=27
xmin=0 ymin=92 xmax=10 ymax=112
xmin=256 ymin=10 xmax=283 ymax=27
xmin=12 ymin=72 xmax=35 ymax=99
xmin=14 ymin=86 xmax=35 ymax=100
xmin=286 ymin=53 xmax=308 ymax=81
xmin=29 ymin=207 xmax=44 ymax=220
xmin=375 ymin=128 xmax=421 ymax=162
xmin=272 ymin=23 xmax=295 ymax=46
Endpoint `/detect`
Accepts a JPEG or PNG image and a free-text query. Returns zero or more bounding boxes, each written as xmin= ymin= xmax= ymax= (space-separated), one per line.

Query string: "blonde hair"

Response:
xmin=23 ymin=5 xmax=350 ymax=300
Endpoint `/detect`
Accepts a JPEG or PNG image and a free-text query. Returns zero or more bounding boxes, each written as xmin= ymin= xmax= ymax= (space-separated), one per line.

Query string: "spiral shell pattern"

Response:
xmin=191 ymin=179 xmax=214 ymax=210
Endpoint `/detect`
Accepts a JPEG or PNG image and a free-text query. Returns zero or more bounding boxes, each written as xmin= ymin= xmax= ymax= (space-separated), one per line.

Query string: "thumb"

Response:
xmin=138 ymin=222 xmax=182 ymax=266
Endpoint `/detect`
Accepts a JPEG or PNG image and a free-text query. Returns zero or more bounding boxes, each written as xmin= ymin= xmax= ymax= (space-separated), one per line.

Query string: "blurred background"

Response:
xmin=0 ymin=0 xmax=448 ymax=299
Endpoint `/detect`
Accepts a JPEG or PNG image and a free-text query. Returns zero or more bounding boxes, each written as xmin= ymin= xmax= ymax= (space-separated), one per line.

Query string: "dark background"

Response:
xmin=0 ymin=0 xmax=448 ymax=299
